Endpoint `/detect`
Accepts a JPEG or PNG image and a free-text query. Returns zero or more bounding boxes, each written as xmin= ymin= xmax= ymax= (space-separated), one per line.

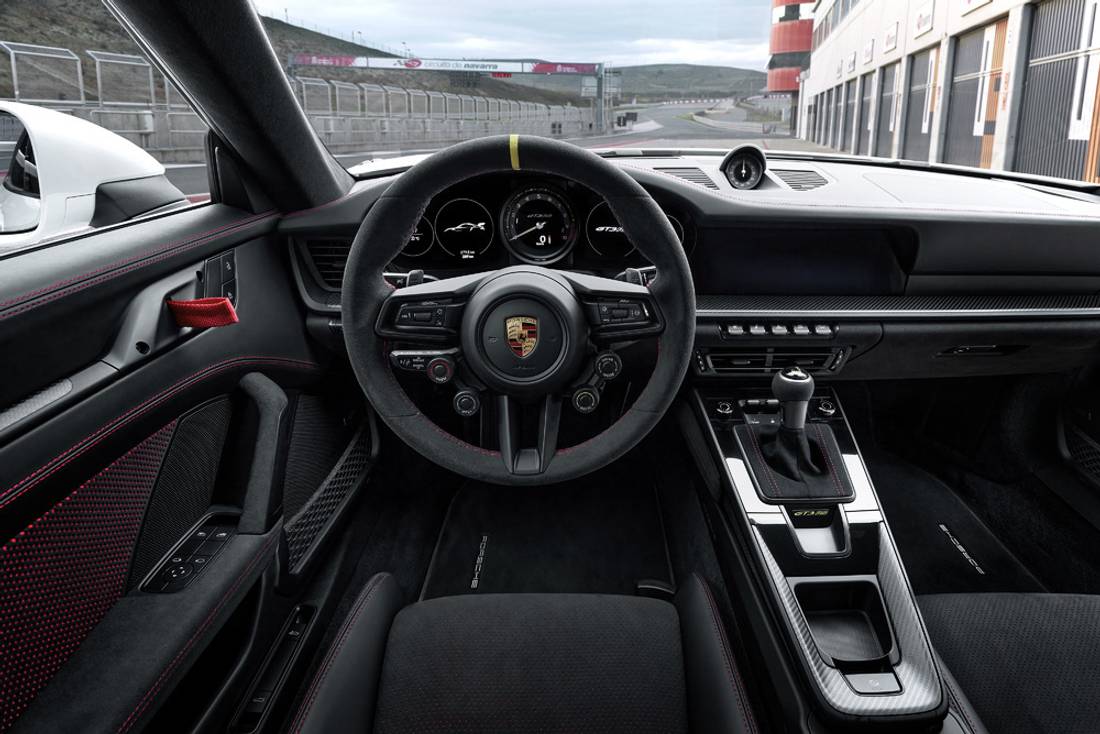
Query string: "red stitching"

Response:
xmin=288 ymin=575 xmax=386 ymax=734
xmin=745 ymin=426 xmax=783 ymax=499
xmin=425 ymin=419 xmax=500 ymax=457
xmin=0 ymin=357 xmax=317 ymax=511
xmin=280 ymin=188 xmax=360 ymax=220
xmin=812 ymin=423 xmax=845 ymax=498
xmin=0 ymin=212 xmax=274 ymax=317
xmin=116 ymin=532 xmax=280 ymax=733
xmin=699 ymin=579 xmax=758 ymax=734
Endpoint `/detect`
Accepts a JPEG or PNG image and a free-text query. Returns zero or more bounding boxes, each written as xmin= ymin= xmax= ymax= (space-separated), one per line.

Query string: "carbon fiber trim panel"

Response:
xmin=284 ymin=424 xmax=370 ymax=571
xmin=697 ymin=293 xmax=1100 ymax=318
xmin=0 ymin=380 xmax=73 ymax=434
xmin=753 ymin=523 xmax=942 ymax=717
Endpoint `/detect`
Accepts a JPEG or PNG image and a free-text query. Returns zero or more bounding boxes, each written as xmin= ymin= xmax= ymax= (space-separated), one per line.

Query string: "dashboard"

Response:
xmin=387 ymin=172 xmax=690 ymax=274
xmin=284 ymin=149 xmax=1100 ymax=382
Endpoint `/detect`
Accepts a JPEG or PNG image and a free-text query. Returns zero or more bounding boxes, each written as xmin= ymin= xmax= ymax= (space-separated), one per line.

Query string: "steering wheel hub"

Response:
xmin=462 ymin=267 xmax=587 ymax=396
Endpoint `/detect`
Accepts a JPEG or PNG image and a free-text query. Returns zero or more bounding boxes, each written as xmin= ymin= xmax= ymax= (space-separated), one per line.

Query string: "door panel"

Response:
xmin=0 ymin=200 xmax=324 ymax=732
xmin=0 ymin=421 xmax=177 ymax=732
xmin=0 ymin=205 xmax=278 ymax=412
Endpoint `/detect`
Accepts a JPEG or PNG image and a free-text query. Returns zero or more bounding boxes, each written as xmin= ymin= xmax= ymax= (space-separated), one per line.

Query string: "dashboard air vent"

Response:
xmin=772 ymin=169 xmax=829 ymax=191
xmin=704 ymin=347 xmax=845 ymax=374
xmin=304 ymin=239 xmax=352 ymax=289
xmin=655 ymin=167 xmax=719 ymax=190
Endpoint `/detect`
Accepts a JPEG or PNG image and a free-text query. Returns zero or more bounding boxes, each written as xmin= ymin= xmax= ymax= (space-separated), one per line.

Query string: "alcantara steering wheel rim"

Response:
xmin=342 ymin=135 xmax=696 ymax=485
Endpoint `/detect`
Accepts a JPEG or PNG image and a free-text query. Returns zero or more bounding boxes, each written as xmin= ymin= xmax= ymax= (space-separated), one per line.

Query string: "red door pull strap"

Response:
xmin=167 ymin=297 xmax=239 ymax=328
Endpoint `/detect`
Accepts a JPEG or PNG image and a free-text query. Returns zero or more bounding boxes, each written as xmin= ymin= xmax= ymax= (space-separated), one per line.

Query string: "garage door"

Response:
xmin=944 ymin=19 xmax=1007 ymax=168
xmin=875 ymin=62 xmax=899 ymax=156
xmin=858 ymin=72 xmax=874 ymax=154
xmin=843 ymin=78 xmax=857 ymax=152
xmin=1015 ymin=0 xmax=1095 ymax=179
xmin=904 ymin=46 xmax=940 ymax=161
xmin=833 ymin=84 xmax=844 ymax=148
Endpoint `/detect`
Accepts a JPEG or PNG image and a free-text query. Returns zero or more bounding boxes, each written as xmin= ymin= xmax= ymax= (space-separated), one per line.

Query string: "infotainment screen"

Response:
xmin=690 ymin=226 xmax=916 ymax=296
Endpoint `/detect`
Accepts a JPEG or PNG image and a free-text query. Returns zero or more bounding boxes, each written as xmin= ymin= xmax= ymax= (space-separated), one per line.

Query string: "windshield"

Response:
xmin=260 ymin=0 xmax=801 ymax=169
xmin=254 ymin=0 xmax=1100 ymax=187
xmin=4 ymin=0 xmax=1097 ymax=203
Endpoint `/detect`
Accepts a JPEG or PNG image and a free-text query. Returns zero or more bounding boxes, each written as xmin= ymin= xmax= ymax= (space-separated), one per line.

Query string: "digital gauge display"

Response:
xmin=434 ymin=198 xmax=494 ymax=260
xmin=401 ymin=216 xmax=435 ymax=257
xmin=500 ymin=187 xmax=577 ymax=264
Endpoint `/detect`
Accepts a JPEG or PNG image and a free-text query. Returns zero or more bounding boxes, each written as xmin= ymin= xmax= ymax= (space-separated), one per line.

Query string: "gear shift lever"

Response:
xmin=772 ymin=366 xmax=813 ymax=431
xmin=733 ymin=365 xmax=855 ymax=502
xmin=763 ymin=366 xmax=820 ymax=481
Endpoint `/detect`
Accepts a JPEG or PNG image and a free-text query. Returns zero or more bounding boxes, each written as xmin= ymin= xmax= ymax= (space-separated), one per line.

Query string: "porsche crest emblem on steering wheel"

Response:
xmin=505 ymin=316 xmax=539 ymax=358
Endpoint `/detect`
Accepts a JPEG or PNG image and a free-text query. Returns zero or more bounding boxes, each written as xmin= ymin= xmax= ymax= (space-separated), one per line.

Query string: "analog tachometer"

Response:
xmin=500 ymin=187 xmax=577 ymax=264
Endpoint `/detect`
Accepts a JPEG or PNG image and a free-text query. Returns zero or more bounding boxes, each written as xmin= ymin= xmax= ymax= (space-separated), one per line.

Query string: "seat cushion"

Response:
xmin=374 ymin=592 xmax=688 ymax=734
xmin=920 ymin=593 xmax=1100 ymax=734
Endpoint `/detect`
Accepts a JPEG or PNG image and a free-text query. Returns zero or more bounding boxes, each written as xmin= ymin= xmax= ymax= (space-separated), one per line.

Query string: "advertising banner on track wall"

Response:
xmin=291 ymin=55 xmax=598 ymax=74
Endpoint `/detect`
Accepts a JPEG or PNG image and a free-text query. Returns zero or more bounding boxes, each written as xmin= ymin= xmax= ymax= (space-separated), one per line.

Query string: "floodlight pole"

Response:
xmin=595 ymin=63 xmax=605 ymax=133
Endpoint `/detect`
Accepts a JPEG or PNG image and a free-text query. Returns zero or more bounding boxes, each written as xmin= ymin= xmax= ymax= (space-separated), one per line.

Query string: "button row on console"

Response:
xmin=725 ymin=323 xmax=834 ymax=337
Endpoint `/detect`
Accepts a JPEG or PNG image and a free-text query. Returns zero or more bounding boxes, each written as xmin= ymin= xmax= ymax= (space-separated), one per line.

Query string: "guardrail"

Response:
xmin=1 ymin=41 xmax=600 ymax=163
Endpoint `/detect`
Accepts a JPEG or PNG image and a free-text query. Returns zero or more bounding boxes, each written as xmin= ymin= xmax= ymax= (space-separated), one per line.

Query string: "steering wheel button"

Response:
xmin=427 ymin=356 xmax=454 ymax=384
xmin=595 ymin=352 xmax=623 ymax=380
xmin=454 ymin=391 xmax=480 ymax=417
xmin=572 ymin=387 xmax=599 ymax=414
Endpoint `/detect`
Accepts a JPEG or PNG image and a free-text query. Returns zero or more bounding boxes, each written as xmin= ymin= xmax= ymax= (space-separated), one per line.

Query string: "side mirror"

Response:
xmin=0 ymin=102 xmax=187 ymax=253
xmin=0 ymin=113 xmax=41 ymax=236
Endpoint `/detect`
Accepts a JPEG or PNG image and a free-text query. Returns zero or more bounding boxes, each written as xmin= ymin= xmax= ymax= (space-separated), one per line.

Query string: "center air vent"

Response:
xmin=772 ymin=169 xmax=829 ymax=191
xmin=702 ymin=347 xmax=846 ymax=375
xmin=655 ymin=167 xmax=719 ymax=190
xmin=304 ymin=239 xmax=352 ymax=289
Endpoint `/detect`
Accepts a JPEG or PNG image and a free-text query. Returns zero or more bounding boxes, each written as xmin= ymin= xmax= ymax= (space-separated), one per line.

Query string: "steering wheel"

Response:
xmin=342 ymin=135 xmax=695 ymax=485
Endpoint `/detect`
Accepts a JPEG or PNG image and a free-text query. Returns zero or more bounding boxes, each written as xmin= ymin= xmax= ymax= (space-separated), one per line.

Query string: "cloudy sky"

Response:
xmin=254 ymin=0 xmax=773 ymax=70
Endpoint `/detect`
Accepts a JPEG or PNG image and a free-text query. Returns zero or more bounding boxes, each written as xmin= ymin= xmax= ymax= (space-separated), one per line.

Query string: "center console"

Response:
xmin=694 ymin=373 xmax=946 ymax=727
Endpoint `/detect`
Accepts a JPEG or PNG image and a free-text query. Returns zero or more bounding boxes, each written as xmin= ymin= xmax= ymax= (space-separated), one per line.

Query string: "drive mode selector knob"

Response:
xmin=595 ymin=351 xmax=622 ymax=380
xmin=426 ymin=355 xmax=455 ymax=384
xmin=572 ymin=386 xmax=600 ymax=414
xmin=453 ymin=390 xmax=480 ymax=417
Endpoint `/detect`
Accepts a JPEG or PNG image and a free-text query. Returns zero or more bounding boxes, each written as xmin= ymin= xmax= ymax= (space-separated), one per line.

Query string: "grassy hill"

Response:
xmin=509 ymin=63 xmax=766 ymax=103
xmin=260 ymin=18 xmax=583 ymax=105
xmin=0 ymin=1 xmax=583 ymax=106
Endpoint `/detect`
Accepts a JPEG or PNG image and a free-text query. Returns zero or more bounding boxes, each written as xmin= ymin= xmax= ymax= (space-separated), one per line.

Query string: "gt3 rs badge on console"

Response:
xmin=505 ymin=316 xmax=539 ymax=358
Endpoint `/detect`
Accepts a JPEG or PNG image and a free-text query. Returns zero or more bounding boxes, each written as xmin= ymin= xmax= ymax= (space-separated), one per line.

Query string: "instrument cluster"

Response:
xmin=390 ymin=173 xmax=690 ymax=273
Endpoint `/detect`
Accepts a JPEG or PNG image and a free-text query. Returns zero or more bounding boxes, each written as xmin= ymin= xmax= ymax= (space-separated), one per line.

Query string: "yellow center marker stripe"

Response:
xmin=509 ymin=134 xmax=521 ymax=170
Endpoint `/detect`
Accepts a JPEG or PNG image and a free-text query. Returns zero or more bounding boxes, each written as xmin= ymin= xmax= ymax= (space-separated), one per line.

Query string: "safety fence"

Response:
xmin=0 ymin=41 xmax=598 ymax=163
xmin=801 ymin=0 xmax=1100 ymax=184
